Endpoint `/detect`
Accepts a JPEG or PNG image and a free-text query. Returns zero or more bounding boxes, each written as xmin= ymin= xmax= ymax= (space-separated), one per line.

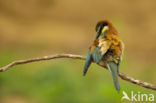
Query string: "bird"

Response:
xmin=83 ymin=20 xmax=124 ymax=92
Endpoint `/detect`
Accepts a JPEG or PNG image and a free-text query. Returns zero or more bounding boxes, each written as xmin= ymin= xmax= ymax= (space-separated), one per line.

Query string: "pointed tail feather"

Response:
xmin=106 ymin=61 xmax=120 ymax=93
xmin=83 ymin=51 xmax=92 ymax=76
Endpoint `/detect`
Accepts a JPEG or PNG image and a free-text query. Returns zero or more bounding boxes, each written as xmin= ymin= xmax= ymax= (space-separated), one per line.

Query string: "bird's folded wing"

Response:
xmin=91 ymin=40 xmax=111 ymax=63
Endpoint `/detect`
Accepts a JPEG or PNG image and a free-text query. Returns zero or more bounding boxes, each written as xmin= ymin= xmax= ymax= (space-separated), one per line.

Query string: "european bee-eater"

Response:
xmin=83 ymin=20 xmax=124 ymax=92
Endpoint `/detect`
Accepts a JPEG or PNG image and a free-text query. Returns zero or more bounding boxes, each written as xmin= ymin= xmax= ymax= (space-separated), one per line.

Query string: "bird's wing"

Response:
xmin=83 ymin=50 xmax=92 ymax=76
xmin=92 ymin=46 xmax=103 ymax=63
xmin=91 ymin=40 xmax=111 ymax=63
xmin=83 ymin=40 xmax=111 ymax=76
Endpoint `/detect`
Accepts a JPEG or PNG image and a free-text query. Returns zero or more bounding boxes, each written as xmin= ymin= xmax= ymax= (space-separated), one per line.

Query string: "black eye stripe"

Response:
xmin=96 ymin=22 xmax=108 ymax=32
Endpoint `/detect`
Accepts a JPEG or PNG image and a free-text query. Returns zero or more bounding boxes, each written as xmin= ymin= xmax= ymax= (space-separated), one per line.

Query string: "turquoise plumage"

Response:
xmin=92 ymin=47 xmax=103 ymax=63
xmin=107 ymin=61 xmax=120 ymax=92
xmin=83 ymin=51 xmax=92 ymax=75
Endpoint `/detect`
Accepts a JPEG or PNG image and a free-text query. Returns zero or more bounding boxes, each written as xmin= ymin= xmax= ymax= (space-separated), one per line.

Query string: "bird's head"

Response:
xmin=95 ymin=20 xmax=118 ymax=40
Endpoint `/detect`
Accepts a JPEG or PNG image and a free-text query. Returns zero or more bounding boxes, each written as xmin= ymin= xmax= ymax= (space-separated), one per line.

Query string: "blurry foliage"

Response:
xmin=0 ymin=52 xmax=156 ymax=103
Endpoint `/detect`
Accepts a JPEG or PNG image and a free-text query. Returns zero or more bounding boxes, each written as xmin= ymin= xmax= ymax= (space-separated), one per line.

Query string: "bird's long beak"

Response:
xmin=96 ymin=31 xmax=101 ymax=39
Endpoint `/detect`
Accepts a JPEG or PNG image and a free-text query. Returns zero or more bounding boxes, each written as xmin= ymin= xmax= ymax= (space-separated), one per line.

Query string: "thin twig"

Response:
xmin=0 ymin=53 xmax=155 ymax=90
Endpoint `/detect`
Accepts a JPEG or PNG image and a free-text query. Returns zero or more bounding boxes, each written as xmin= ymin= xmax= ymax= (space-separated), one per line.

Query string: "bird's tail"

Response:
xmin=83 ymin=51 xmax=92 ymax=76
xmin=107 ymin=61 xmax=120 ymax=93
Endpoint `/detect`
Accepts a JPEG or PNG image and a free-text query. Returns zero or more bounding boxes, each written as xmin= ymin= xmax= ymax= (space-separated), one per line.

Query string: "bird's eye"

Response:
xmin=103 ymin=22 xmax=108 ymax=27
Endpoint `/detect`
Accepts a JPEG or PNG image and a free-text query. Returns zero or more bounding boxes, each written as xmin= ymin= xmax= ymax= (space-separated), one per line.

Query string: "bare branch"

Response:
xmin=0 ymin=53 xmax=156 ymax=90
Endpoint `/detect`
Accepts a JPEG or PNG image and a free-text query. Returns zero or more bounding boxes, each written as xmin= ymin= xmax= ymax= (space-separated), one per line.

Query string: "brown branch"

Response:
xmin=0 ymin=53 xmax=156 ymax=90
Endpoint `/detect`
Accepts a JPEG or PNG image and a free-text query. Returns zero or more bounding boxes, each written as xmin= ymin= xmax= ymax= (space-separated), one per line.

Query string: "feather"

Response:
xmin=91 ymin=39 xmax=111 ymax=63
xmin=106 ymin=61 xmax=120 ymax=93
xmin=83 ymin=51 xmax=92 ymax=76
xmin=92 ymin=47 xmax=103 ymax=63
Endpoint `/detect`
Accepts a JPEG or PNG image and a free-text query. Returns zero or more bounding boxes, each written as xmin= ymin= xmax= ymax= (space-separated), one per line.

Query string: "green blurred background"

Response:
xmin=0 ymin=0 xmax=156 ymax=103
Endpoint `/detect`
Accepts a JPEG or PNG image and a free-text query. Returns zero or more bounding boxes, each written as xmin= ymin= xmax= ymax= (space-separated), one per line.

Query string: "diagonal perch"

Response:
xmin=0 ymin=53 xmax=156 ymax=90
